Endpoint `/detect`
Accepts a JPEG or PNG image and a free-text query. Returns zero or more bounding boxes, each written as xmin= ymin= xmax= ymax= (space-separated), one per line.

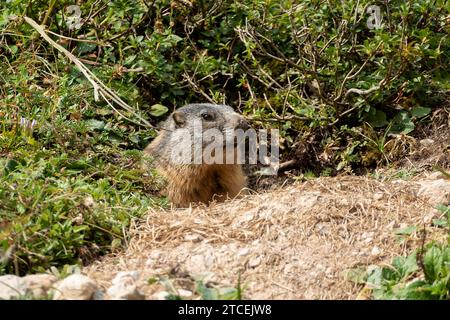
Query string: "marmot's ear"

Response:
xmin=172 ymin=111 xmax=186 ymax=128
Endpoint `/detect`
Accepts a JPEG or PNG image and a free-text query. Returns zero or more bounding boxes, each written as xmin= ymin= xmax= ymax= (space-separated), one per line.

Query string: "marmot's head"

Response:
xmin=163 ymin=103 xmax=249 ymax=164
xmin=167 ymin=103 xmax=248 ymax=132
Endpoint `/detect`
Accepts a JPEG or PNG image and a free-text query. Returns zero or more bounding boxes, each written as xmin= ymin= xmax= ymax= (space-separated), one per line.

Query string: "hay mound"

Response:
xmin=85 ymin=174 xmax=449 ymax=299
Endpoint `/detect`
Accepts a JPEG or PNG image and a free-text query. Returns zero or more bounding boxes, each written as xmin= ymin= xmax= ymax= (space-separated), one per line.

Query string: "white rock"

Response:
xmin=417 ymin=179 xmax=450 ymax=204
xmin=373 ymin=192 xmax=383 ymax=200
xmin=419 ymin=139 xmax=434 ymax=146
xmin=298 ymin=194 xmax=320 ymax=209
xmin=423 ymin=212 xmax=436 ymax=224
xmin=0 ymin=275 xmax=27 ymax=299
xmin=237 ymin=248 xmax=250 ymax=257
xmin=177 ymin=289 xmax=193 ymax=297
xmin=146 ymin=251 xmax=162 ymax=268
xmin=385 ymin=220 xmax=397 ymax=230
xmin=106 ymin=271 xmax=144 ymax=300
xmin=186 ymin=252 xmax=214 ymax=273
xmin=152 ymin=291 xmax=170 ymax=300
xmin=52 ymin=274 xmax=98 ymax=300
xmin=184 ymin=233 xmax=203 ymax=242
xmin=106 ymin=282 xmax=144 ymax=300
xmin=22 ymin=274 xmax=57 ymax=298
xmin=83 ymin=195 xmax=95 ymax=208
xmin=371 ymin=246 xmax=382 ymax=256
xmin=248 ymin=256 xmax=262 ymax=268
xmin=111 ymin=271 xmax=140 ymax=285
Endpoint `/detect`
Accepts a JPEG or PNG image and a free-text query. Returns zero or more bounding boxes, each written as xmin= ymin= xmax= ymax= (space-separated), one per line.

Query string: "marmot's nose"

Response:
xmin=236 ymin=118 xmax=249 ymax=130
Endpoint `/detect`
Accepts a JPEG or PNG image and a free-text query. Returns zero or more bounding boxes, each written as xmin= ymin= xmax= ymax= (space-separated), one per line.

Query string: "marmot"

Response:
xmin=144 ymin=103 xmax=249 ymax=207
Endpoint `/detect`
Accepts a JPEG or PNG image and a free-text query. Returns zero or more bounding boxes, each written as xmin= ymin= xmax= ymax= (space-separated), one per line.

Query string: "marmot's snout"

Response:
xmin=230 ymin=114 xmax=249 ymax=131
xmin=237 ymin=117 xmax=249 ymax=130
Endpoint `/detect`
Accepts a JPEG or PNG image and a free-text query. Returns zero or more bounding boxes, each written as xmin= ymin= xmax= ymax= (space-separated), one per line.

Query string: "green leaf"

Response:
xmin=9 ymin=45 xmax=18 ymax=55
xmin=366 ymin=109 xmax=388 ymax=128
xmin=76 ymin=42 xmax=97 ymax=55
xmin=149 ymin=104 xmax=169 ymax=117
xmin=166 ymin=34 xmax=183 ymax=43
xmin=432 ymin=219 xmax=448 ymax=227
xmin=166 ymin=294 xmax=183 ymax=300
xmin=366 ymin=266 xmax=383 ymax=286
xmin=110 ymin=238 xmax=122 ymax=250
xmin=392 ymin=252 xmax=418 ymax=279
xmin=423 ymin=245 xmax=443 ymax=281
xmin=195 ymin=281 xmax=219 ymax=300
xmin=217 ymin=287 xmax=240 ymax=300
xmin=390 ymin=112 xmax=415 ymax=134
xmin=401 ymin=280 xmax=434 ymax=299
xmin=411 ymin=106 xmax=431 ymax=118
xmin=16 ymin=203 xmax=26 ymax=214
xmin=343 ymin=267 xmax=368 ymax=284
xmin=5 ymin=159 xmax=20 ymax=174
xmin=436 ymin=204 xmax=450 ymax=218
xmin=394 ymin=225 xmax=417 ymax=235
xmin=85 ymin=119 xmax=106 ymax=130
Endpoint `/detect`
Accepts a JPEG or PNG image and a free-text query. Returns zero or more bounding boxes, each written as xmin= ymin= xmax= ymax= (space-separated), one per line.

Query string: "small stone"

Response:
xmin=419 ymin=139 xmax=434 ymax=146
xmin=106 ymin=282 xmax=144 ymax=300
xmin=386 ymin=220 xmax=397 ymax=230
xmin=72 ymin=214 xmax=84 ymax=225
xmin=184 ymin=233 xmax=203 ymax=242
xmin=153 ymin=291 xmax=170 ymax=300
xmin=418 ymin=179 xmax=450 ymax=204
xmin=0 ymin=275 xmax=27 ymax=299
xmin=177 ymin=289 xmax=193 ymax=297
xmin=298 ymin=194 xmax=320 ymax=208
xmin=106 ymin=271 xmax=144 ymax=300
xmin=237 ymin=248 xmax=250 ymax=257
xmin=111 ymin=271 xmax=140 ymax=285
xmin=316 ymin=223 xmax=330 ymax=236
xmin=22 ymin=274 xmax=57 ymax=298
xmin=248 ymin=256 xmax=262 ymax=268
xmin=83 ymin=196 xmax=95 ymax=208
xmin=423 ymin=212 xmax=436 ymax=224
xmin=146 ymin=251 xmax=162 ymax=267
xmin=373 ymin=192 xmax=383 ymax=200
xmin=93 ymin=290 xmax=104 ymax=300
xmin=52 ymin=274 xmax=98 ymax=300
xmin=187 ymin=252 xmax=214 ymax=273
xmin=361 ymin=231 xmax=374 ymax=244
xmin=371 ymin=246 xmax=381 ymax=256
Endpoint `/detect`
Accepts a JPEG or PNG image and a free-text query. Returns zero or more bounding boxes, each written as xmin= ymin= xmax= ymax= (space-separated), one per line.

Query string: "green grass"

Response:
xmin=347 ymin=204 xmax=450 ymax=300
xmin=0 ymin=55 xmax=167 ymax=274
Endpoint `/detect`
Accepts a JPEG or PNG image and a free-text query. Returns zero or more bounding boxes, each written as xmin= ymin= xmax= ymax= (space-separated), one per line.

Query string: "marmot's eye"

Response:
xmin=201 ymin=112 xmax=214 ymax=121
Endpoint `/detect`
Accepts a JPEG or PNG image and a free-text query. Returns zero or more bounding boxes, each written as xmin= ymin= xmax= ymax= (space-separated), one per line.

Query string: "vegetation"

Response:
xmin=0 ymin=0 xmax=448 ymax=297
xmin=348 ymin=204 xmax=449 ymax=300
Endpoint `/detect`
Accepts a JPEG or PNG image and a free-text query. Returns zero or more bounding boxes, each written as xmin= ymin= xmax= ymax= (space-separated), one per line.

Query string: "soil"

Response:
xmin=85 ymin=173 xmax=449 ymax=299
